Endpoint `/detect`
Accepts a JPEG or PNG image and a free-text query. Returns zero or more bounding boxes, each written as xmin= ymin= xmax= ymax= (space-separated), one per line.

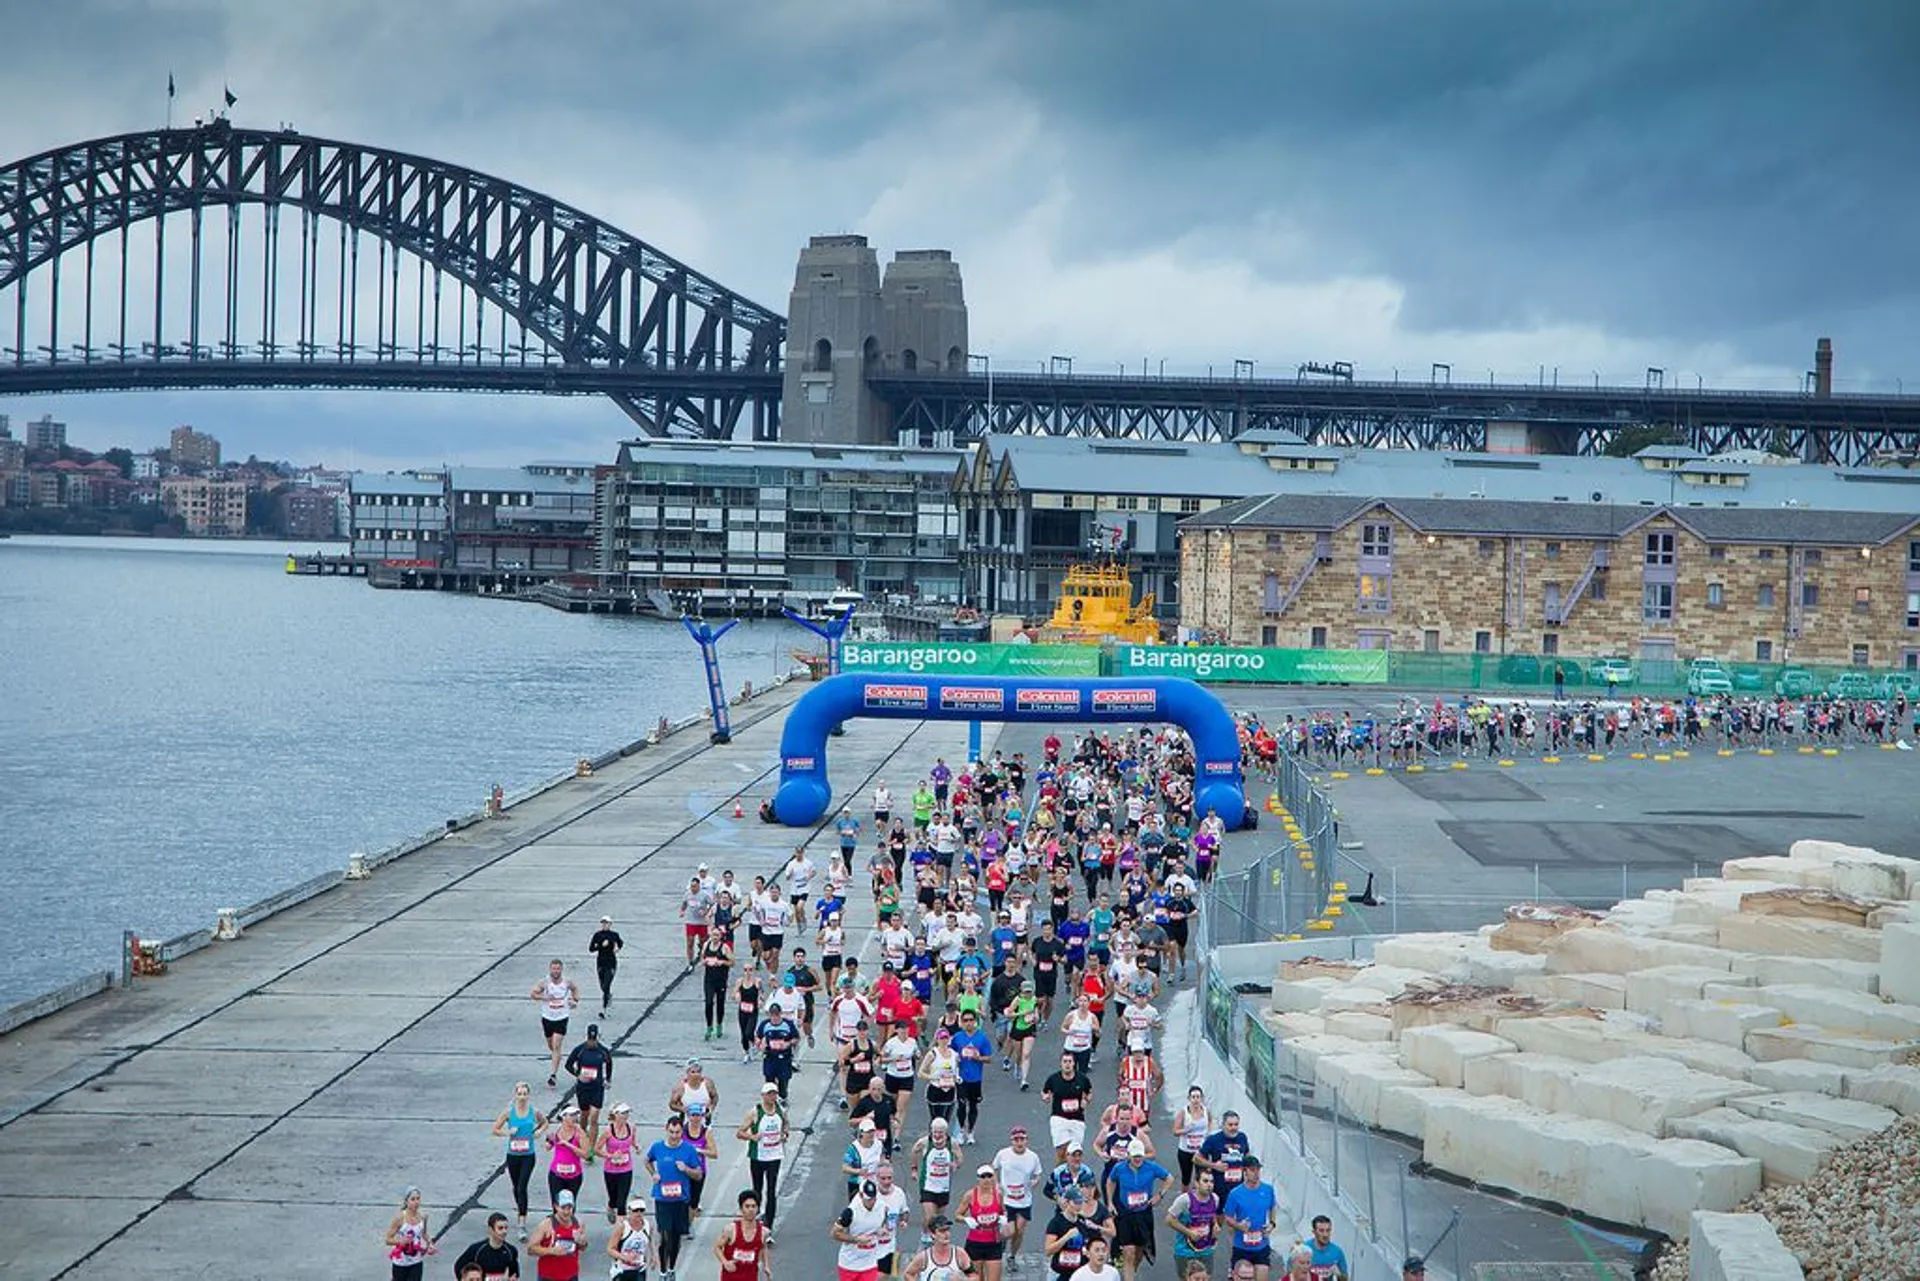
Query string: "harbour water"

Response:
xmin=0 ymin=535 xmax=792 ymax=1006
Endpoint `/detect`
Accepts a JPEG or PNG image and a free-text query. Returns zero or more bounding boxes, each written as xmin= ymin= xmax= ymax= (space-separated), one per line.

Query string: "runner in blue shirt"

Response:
xmin=837 ymin=810 xmax=862 ymax=858
xmin=1221 ymin=1155 xmax=1279 ymax=1276
xmin=989 ymin=921 xmax=1020 ymax=969
xmin=950 ymin=1010 xmax=994 ymax=1145
xmin=1306 ymin=1214 xmax=1350 ymax=1280
xmin=1057 ymin=912 xmax=1090 ymax=983
xmin=644 ymin=1115 xmax=703 ymax=1277
xmin=1104 ymin=1139 xmax=1172 ymax=1276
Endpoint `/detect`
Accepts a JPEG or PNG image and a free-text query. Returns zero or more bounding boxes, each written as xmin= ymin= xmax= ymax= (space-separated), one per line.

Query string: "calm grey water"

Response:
xmin=0 ymin=536 xmax=792 ymax=1006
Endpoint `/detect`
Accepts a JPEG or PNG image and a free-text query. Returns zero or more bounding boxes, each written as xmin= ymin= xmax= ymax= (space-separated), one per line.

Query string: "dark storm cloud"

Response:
xmin=979 ymin=0 xmax=1920 ymax=375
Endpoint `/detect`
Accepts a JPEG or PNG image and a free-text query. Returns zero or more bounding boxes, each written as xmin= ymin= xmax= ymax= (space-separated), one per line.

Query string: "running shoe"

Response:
xmin=547 ymin=1074 xmax=557 ymax=1087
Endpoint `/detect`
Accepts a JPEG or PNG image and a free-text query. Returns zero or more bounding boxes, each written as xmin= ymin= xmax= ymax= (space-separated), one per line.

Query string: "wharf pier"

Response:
xmin=283 ymin=550 xmax=365 ymax=577
xmin=0 ymin=682 xmax=970 ymax=1280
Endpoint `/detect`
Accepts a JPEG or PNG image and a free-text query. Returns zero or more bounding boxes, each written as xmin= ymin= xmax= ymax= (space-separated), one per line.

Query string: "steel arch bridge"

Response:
xmin=0 ymin=119 xmax=786 ymax=437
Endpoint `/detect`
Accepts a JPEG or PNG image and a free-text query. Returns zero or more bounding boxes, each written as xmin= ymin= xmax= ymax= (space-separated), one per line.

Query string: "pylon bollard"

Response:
xmin=733 ymin=799 xmax=746 ymax=819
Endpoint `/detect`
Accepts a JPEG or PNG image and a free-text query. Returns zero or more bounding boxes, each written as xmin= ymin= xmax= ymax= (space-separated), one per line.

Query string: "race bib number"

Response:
xmin=508 ymin=1137 xmax=531 ymax=1154
xmin=661 ymin=1181 xmax=685 ymax=1200
xmin=1244 ymin=1230 xmax=1264 ymax=1247
xmin=1061 ymin=1098 xmax=1080 ymax=1114
xmin=1126 ymin=1190 xmax=1150 ymax=1209
xmin=579 ymin=1066 xmax=598 ymax=1082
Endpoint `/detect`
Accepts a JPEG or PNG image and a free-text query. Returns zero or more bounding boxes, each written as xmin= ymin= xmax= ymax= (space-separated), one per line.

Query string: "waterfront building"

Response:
xmin=276 ymin=487 xmax=341 ymax=540
xmin=348 ymin=473 xmax=447 ymax=563
xmin=168 ymin=425 xmax=222 ymax=470
xmin=160 ymin=476 xmax=248 ymax=536
xmin=130 ymin=453 xmax=162 ymax=481
xmin=445 ymin=464 xmax=597 ymax=576
xmin=596 ymin=437 xmax=964 ymax=603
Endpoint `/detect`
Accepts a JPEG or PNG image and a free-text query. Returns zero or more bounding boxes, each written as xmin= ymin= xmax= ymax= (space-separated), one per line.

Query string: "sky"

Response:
xmin=1 ymin=0 xmax=1915 ymax=468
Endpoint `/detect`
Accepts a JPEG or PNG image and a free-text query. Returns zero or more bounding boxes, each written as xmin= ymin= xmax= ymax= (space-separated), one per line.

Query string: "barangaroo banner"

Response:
xmin=840 ymin=642 xmax=1103 ymax=677
xmin=1117 ymin=645 xmax=1390 ymax=684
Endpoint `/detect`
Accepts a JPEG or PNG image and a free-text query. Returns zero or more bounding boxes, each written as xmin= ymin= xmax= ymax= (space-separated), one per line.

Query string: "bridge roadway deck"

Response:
xmin=0 ymin=683 xmax=974 ymax=1279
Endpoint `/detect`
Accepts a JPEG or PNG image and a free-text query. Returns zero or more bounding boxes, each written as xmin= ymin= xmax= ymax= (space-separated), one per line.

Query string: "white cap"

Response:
xmin=1126 ymin=1138 xmax=1147 ymax=1157
xmin=761 ymin=1082 xmax=780 ymax=1093
xmin=859 ymin=1118 xmax=877 ymax=1131
xmin=612 ymin=1102 xmax=632 ymax=1115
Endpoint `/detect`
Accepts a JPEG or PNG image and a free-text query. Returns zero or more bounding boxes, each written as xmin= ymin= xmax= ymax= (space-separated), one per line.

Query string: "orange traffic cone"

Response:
xmin=732 ymin=799 xmax=745 ymax=819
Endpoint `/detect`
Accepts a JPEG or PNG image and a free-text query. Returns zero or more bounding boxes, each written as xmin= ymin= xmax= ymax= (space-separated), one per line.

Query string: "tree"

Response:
xmin=1602 ymin=424 xmax=1682 ymax=458
xmin=100 ymin=447 xmax=134 ymax=479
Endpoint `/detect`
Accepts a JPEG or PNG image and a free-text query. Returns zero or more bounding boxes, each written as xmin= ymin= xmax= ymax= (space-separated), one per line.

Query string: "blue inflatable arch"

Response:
xmin=767 ymin=673 xmax=1253 ymax=829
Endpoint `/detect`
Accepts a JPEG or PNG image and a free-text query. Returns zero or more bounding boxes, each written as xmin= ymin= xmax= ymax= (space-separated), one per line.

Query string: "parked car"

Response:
xmin=1828 ymin=671 xmax=1877 ymax=699
xmin=1496 ymin=655 xmax=1542 ymax=686
xmin=1730 ymin=665 xmax=1767 ymax=692
xmin=1773 ymin=667 xmax=1815 ymax=698
xmin=1592 ymin=657 xmax=1637 ymax=688
xmin=1877 ymin=672 xmax=1917 ymax=700
xmin=1686 ymin=659 xmax=1734 ymax=696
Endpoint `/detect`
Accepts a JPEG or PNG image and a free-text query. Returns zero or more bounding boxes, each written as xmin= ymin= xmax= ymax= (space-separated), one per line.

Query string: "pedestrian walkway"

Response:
xmin=0 ymin=683 xmax=970 ymax=1279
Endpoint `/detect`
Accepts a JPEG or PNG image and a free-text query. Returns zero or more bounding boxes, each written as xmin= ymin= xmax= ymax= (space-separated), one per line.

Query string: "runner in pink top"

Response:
xmin=547 ymin=1103 xmax=587 ymax=1208
xmin=597 ymin=1101 xmax=638 ymax=1224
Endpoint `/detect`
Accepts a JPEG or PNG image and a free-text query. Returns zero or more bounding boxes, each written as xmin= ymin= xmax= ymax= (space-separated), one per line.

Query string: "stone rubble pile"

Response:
xmin=1649 ymin=1116 xmax=1920 ymax=1281
xmin=1263 ymin=838 xmax=1920 ymax=1243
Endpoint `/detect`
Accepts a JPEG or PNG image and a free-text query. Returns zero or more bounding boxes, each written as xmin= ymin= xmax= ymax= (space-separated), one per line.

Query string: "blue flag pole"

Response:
xmin=681 ymin=615 xmax=740 ymax=744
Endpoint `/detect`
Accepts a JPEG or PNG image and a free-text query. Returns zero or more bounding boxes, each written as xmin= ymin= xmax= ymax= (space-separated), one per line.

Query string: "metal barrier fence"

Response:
xmin=1202 ymin=751 xmax=1342 ymax=947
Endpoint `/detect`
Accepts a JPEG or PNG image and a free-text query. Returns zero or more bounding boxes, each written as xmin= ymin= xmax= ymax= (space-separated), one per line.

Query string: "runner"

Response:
xmin=546 ymin=1103 xmax=589 ymax=1210
xmin=607 ymin=1198 xmax=656 ymax=1281
xmin=645 ymin=1115 xmax=702 ymax=1281
xmin=681 ymin=876 xmax=714 ymax=970
xmin=493 ymin=1081 xmax=548 ymax=1241
xmin=1007 ymin=980 xmax=1041 ymax=1089
xmin=700 ymin=926 xmax=737 ymax=1042
xmin=849 ymin=1076 xmax=899 ymax=1157
xmin=757 ymin=999 xmax=801 ymax=1102
xmin=820 ymin=910 xmax=848 ymax=994
xmin=920 ymin=1026 xmax=961 ymax=1131
xmin=834 ymin=1178 xmax=891 ymax=1281
xmin=1172 ymin=1088 xmax=1212 ymax=1189
xmin=783 ymin=845 xmax=819 ymax=928
xmin=1164 ymin=1170 xmax=1221 ymax=1276
xmin=952 ymin=1009 xmax=994 ymax=1145
xmin=1060 ymin=997 xmax=1099 ymax=1079
xmin=1196 ymin=1111 xmax=1251 ymax=1196
xmin=873 ymin=1163 xmax=915 ymax=1279
xmin=714 ymin=1190 xmax=770 ymax=1281
xmin=1220 ymin=1156 xmax=1278 ymax=1281
xmin=1067 ymin=1238 xmax=1121 ymax=1281
xmin=383 ymin=1186 xmax=437 ymax=1279
xmin=597 ymin=1102 xmax=639 ymax=1225
xmin=565 ymin=1025 xmax=613 ymax=1158
xmin=736 ymin=964 xmax=764 ymax=1065
xmin=902 ymin=1215 xmax=972 ymax=1281
xmin=532 ymin=959 xmax=580 ymax=1088
xmin=1104 ymin=1140 xmax=1172 ymax=1281
xmin=957 ymin=1165 xmax=1009 ymax=1281
xmin=909 ymin=1117 xmax=965 ymax=1231
xmin=785 ymin=948 xmax=822 ymax=1048
xmin=681 ymin=1110 xmax=717 ymax=1221
xmin=992 ymin=1125 xmax=1047 ymax=1270
xmin=736 ymin=1082 xmax=789 ymax=1233
xmin=527 ymin=1190 xmax=585 ymax=1281
xmin=667 ymin=1058 xmax=718 ymax=1128
xmin=1042 ymin=1184 xmax=1109 ymax=1281
xmin=1042 ymin=1053 xmax=1091 ymax=1161
xmin=450 ymin=1212 xmax=520 ymax=1281
xmin=589 ymin=916 xmax=624 ymax=1018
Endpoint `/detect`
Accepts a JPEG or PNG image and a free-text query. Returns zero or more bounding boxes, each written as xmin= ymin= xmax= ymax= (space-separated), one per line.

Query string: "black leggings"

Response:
xmin=739 ymin=1010 xmax=758 ymax=1052
xmin=505 ymin=1153 xmax=536 ymax=1216
xmin=660 ymin=1228 xmax=685 ymax=1272
xmin=704 ymin=975 xmax=729 ymax=1029
xmin=548 ymin=1168 xmax=583 ymax=1208
xmin=958 ymin=1080 xmax=983 ymax=1133
xmin=751 ymin=1157 xmax=782 ymax=1227
xmin=597 ymin=963 xmax=616 ymax=1006
xmin=604 ymin=1168 xmax=633 ymax=1216
xmin=926 ymin=1085 xmax=956 ymax=1127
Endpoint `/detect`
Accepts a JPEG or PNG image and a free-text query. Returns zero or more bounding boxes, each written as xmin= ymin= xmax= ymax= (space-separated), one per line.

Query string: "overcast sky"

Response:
xmin=2 ymin=0 xmax=1914 ymax=467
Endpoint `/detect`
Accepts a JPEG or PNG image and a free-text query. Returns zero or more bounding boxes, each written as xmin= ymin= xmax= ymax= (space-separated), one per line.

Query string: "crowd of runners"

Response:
xmin=1259 ymin=689 xmax=1918 ymax=768
xmin=392 ymin=725 xmax=1391 ymax=1281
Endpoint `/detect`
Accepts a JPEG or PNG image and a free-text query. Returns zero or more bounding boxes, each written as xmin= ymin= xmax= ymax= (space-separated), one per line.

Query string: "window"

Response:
xmin=1423 ymin=629 xmax=1440 ymax=653
xmin=1708 ymin=546 xmax=1726 ymax=560
xmin=1644 ymin=531 xmax=1675 ymax=565
xmin=1758 ymin=583 xmax=1776 ymax=608
xmin=1265 ymin=532 xmax=1285 ymax=551
xmin=1116 ymin=495 xmax=1139 ymax=511
xmin=1260 ymin=624 xmax=1277 ymax=646
xmin=1147 ymin=497 xmax=1161 ymax=513
xmin=1060 ymin=494 xmax=1074 ymax=509
xmin=1803 ymin=549 xmax=1823 ymax=564
xmin=1856 ymin=586 xmax=1873 ymax=612
xmin=1852 ymin=644 xmax=1871 ymax=668
xmin=1910 ymin=540 xmax=1920 ymax=573
xmin=1706 ymin=582 xmax=1724 ymax=608
xmin=1474 ymin=630 xmax=1492 ymax=653
xmin=1179 ymin=497 xmax=1202 ymax=514
xmin=1544 ymin=541 xmax=1562 ymax=559
xmin=1262 ymin=573 xmax=1281 ymax=612
xmin=1590 ymin=575 xmax=1608 ymax=601
xmin=1755 ymin=639 xmax=1773 ymax=662
xmin=1357 ymin=572 xmax=1391 ymax=610
xmin=1309 ymin=626 xmax=1328 ymax=648
xmin=1908 ymin=590 xmax=1920 ymax=629
xmin=1542 ymin=633 xmax=1560 ymax=655
xmin=1361 ymin=523 xmax=1393 ymax=558
xmin=1477 ymin=539 xmax=1496 ymax=558
xmin=1643 ymin=581 xmax=1674 ymax=623
xmin=1802 ymin=582 xmax=1820 ymax=608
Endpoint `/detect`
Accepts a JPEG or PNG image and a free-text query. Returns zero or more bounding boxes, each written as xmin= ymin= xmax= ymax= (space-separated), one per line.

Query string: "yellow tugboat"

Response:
xmin=1037 ymin=560 xmax=1162 ymax=645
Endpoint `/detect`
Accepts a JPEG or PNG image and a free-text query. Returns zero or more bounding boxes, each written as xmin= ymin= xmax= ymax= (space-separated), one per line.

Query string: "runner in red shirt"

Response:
xmin=714 ymin=1189 xmax=769 ymax=1281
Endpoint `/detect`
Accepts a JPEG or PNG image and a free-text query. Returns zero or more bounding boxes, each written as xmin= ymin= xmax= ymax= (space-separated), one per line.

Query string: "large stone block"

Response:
xmin=1602 ymin=899 xmax=1678 ymax=934
xmin=1496 ymin=1014 xmax=1756 ymax=1080
xmin=1458 ymin=941 xmax=1550 ymax=988
xmin=1725 ymin=953 xmax=1880 ymax=994
xmin=1626 ymin=965 xmax=1752 ymax=1016
xmin=1347 ymin=964 xmax=1440 ymax=998
xmin=1529 ymin=1055 xmax=1760 ymax=1135
xmin=1722 ymin=856 xmax=1836 ymax=889
xmin=1281 ymin=1032 xmax=1377 ymax=1077
xmin=1668 ymin=1107 xmax=1840 ymax=1187
xmin=1544 ymin=929 xmax=1734 ymax=976
xmin=1717 ymin=913 xmax=1881 ymax=962
xmin=1789 ymin=838 xmax=1884 ymax=864
xmin=1371 ymin=933 xmax=1478 ymax=977
xmin=1270 ymin=1012 xmax=1326 ymax=1040
xmin=1831 ymin=854 xmax=1920 ymax=902
xmin=1717 ymin=983 xmax=1920 ymax=1041
xmin=1375 ymin=1082 xmax=1450 ymax=1140
xmin=1842 ymin=1064 xmax=1920 ymax=1117
xmin=1748 ymin=1059 xmax=1851 ymax=1097
xmin=1727 ymin=1091 xmax=1902 ymax=1141
xmin=1398 ymin=1025 xmax=1518 ymax=1089
xmin=1314 ymin=1052 xmax=1437 ymax=1130
xmin=1745 ymin=1025 xmax=1920 ymax=1070
xmin=1689 ymin=1211 xmax=1810 ymax=1280
xmin=1318 ymin=986 xmax=1393 ymax=1016
xmin=1515 ymin=971 xmax=1628 ymax=1009
xmin=1271 ymin=976 xmax=1344 ymax=1014
xmin=1323 ymin=1011 xmax=1394 ymax=1043
xmin=1881 ymin=921 xmax=1920 ymax=1005
xmin=1662 ymin=999 xmax=1783 ymax=1049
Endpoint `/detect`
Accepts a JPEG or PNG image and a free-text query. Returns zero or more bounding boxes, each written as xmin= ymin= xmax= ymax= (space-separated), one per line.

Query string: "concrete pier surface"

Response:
xmin=0 ymin=684 xmax=974 ymax=1279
